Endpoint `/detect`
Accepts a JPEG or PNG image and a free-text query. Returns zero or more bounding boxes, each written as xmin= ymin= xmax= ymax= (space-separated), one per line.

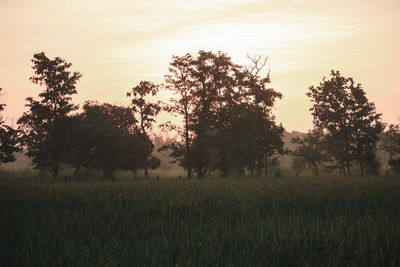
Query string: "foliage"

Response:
xmin=0 ymin=87 xmax=21 ymax=164
xmin=127 ymin=81 xmax=161 ymax=177
xmin=164 ymin=53 xmax=198 ymax=178
xmin=307 ymin=70 xmax=383 ymax=175
xmin=17 ymin=52 xmax=82 ymax=178
xmin=164 ymin=51 xmax=283 ymax=178
xmin=65 ymin=102 xmax=154 ymax=180
xmin=380 ymin=124 xmax=400 ymax=172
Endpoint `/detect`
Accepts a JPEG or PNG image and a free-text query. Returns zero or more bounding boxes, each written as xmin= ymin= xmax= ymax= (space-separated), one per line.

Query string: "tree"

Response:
xmin=18 ymin=52 xmax=82 ymax=178
xmin=188 ymin=51 xmax=236 ymax=178
xmin=127 ymin=81 xmax=161 ymax=178
xmin=164 ymin=53 xmax=196 ymax=178
xmin=291 ymin=129 xmax=327 ymax=177
xmin=388 ymin=136 xmax=400 ymax=173
xmin=242 ymin=55 xmax=284 ymax=177
xmin=65 ymin=102 xmax=154 ymax=180
xmin=164 ymin=51 xmax=283 ymax=178
xmin=349 ymin=82 xmax=383 ymax=174
xmin=380 ymin=124 xmax=400 ymax=172
xmin=380 ymin=124 xmax=400 ymax=162
xmin=307 ymin=70 xmax=383 ymax=175
xmin=0 ymin=87 xmax=21 ymax=164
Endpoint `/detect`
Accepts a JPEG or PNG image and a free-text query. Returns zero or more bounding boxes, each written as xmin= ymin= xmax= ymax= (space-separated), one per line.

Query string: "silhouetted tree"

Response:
xmin=18 ymin=52 xmax=82 ymax=178
xmin=307 ymin=70 xmax=383 ymax=175
xmin=127 ymin=81 xmax=161 ymax=178
xmin=380 ymin=124 xmax=400 ymax=162
xmin=164 ymin=53 xmax=196 ymax=178
xmin=291 ymin=129 xmax=327 ymax=177
xmin=164 ymin=51 xmax=283 ymax=178
xmin=349 ymin=82 xmax=383 ymax=174
xmin=381 ymin=124 xmax=400 ymax=172
xmin=389 ymin=138 xmax=400 ymax=173
xmin=66 ymin=102 xmax=154 ymax=180
xmin=0 ymin=87 xmax=21 ymax=164
xmin=243 ymin=55 xmax=284 ymax=177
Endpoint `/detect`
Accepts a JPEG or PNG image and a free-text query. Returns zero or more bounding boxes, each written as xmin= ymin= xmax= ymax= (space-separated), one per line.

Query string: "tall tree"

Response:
xmin=127 ymin=81 xmax=161 ymax=178
xmin=18 ymin=52 xmax=82 ymax=178
xmin=243 ymin=55 xmax=284 ymax=177
xmin=307 ymin=70 xmax=383 ymax=175
xmin=0 ymin=87 xmax=21 ymax=164
xmin=164 ymin=53 xmax=196 ymax=178
xmin=164 ymin=51 xmax=283 ymax=178
xmin=349 ymin=81 xmax=383 ymax=174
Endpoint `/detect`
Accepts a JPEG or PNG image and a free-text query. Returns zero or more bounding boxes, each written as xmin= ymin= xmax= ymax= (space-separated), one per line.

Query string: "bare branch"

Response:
xmin=246 ymin=54 xmax=268 ymax=76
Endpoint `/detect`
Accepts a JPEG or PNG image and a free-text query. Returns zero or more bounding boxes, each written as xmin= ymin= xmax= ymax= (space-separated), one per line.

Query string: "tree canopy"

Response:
xmin=163 ymin=51 xmax=283 ymax=178
xmin=18 ymin=52 xmax=82 ymax=178
xmin=307 ymin=70 xmax=383 ymax=175
xmin=0 ymin=87 xmax=21 ymax=164
xmin=7 ymin=51 xmax=395 ymax=179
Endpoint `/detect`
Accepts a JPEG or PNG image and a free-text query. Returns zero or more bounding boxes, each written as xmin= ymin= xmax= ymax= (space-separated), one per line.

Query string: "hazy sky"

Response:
xmin=1 ymin=0 xmax=399 ymax=132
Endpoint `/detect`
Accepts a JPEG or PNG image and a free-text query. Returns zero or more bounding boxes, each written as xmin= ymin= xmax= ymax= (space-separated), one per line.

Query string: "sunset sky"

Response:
xmin=1 ymin=0 xmax=399 ymax=132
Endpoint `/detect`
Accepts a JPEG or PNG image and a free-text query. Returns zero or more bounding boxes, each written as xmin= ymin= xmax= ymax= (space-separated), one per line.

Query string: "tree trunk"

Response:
xmin=359 ymin=160 xmax=364 ymax=175
xmin=197 ymin=166 xmax=203 ymax=179
xmin=74 ymin=166 xmax=81 ymax=179
xmin=186 ymin=139 xmax=192 ymax=179
xmin=346 ymin=162 xmax=351 ymax=176
xmin=53 ymin=147 xmax=59 ymax=180
xmin=103 ymin=167 xmax=115 ymax=181
xmin=256 ymin=160 xmax=262 ymax=177
xmin=184 ymin=107 xmax=192 ymax=179
xmin=313 ymin=164 xmax=319 ymax=177
xmin=344 ymin=133 xmax=351 ymax=176
xmin=221 ymin=154 xmax=228 ymax=178
xmin=237 ymin=164 xmax=245 ymax=177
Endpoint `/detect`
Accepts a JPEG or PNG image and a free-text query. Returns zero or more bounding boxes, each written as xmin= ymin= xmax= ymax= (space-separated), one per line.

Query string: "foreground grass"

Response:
xmin=0 ymin=176 xmax=400 ymax=266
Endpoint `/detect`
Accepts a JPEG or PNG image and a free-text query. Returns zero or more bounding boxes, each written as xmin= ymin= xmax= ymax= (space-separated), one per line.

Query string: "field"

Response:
xmin=1 ymin=175 xmax=400 ymax=266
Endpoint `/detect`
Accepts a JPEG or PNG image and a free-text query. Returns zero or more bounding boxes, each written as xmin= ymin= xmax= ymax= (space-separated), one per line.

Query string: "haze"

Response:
xmin=1 ymin=0 xmax=399 ymax=131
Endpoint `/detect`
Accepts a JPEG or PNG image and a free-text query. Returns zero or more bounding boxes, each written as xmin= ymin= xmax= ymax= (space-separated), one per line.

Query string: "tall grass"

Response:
xmin=0 ymin=175 xmax=399 ymax=266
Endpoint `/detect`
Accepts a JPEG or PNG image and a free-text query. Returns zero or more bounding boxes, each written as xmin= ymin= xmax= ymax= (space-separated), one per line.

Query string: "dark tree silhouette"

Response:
xmin=0 ymin=87 xmax=21 ymax=164
xmin=380 ymin=124 xmax=400 ymax=172
xmin=18 ymin=52 xmax=82 ymax=178
xmin=66 ymin=102 xmax=155 ymax=180
xmin=243 ymin=55 xmax=283 ymax=177
xmin=164 ymin=53 xmax=196 ymax=178
xmin=380 ymin=124 xmax=400 ymax=162
xmin=127 ymin=81 xmax=161 ymax=178
xmin=163 ymin=51 xmax=283 ymax=178
xmin=307 ymin=70 xmax=383 ymax=175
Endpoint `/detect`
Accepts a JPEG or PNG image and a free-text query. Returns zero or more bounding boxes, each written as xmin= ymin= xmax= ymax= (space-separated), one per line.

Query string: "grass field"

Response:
xmin=1 ymin=175 xmax=400 ymax=266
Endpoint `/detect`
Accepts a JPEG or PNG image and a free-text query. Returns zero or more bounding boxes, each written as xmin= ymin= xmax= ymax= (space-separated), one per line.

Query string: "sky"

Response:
xmin=0 ymin=0 xmax=399 ymax=132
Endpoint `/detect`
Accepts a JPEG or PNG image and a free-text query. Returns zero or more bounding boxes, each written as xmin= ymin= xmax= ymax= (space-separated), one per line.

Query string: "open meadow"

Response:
xmin=1 ymin=175 xmax=400 ymax=266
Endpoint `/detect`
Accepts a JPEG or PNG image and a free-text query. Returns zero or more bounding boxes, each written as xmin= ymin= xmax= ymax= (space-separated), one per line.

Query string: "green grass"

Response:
xmin=1 ymin=175 xmax=400 ymax=266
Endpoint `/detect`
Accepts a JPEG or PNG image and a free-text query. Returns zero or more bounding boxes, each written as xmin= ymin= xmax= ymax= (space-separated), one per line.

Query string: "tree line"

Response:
xmin=0 ymin=51 xmax=399 ymax=179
